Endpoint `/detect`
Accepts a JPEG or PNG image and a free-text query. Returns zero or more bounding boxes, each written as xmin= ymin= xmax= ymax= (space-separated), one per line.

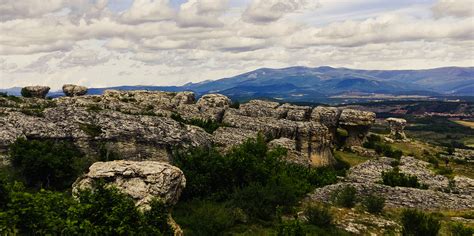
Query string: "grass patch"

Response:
xmin=334 ymin=150 xmax=370 ymax=167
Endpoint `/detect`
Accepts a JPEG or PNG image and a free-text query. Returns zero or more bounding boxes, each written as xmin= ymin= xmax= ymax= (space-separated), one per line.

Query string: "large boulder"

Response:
xmin=386 ymin=118 xmax=407 ymax=140
xmin=212 ymin=127 xmax=258 ymax=151
xmin=194 ymin=94 xmax=232 ymax=122
xmin=338 ymin=109 xmax=376 ymax=146
xmin=62 ymin=84 xmax=88 ymax=97
xmin=268 ymin=137 xmax=311 ymax=167
xmin=238 ymin=100 xmax=284 ymax=118
xmin=73 ymin=160 xmax=186 ymax=207
xmin=21 ymin=86 xmax=50 ymax=98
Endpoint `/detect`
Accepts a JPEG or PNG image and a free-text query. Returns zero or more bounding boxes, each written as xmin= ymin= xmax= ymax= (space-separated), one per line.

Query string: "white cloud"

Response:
xmin=120 ymin=0 xmax=175 ymax=24
xmin=432 ymin=0 xmax=474 ymax=18
xmin=242 ymin=0 xmax=319 ymax=24
xmin=177 ymin=0 xmax=228 ymax=27
xmin=0 ymin=0 xmax=473 ymax=89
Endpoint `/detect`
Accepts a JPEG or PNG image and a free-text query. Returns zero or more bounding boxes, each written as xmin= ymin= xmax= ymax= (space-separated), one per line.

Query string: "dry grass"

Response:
xmin=334 ymin=150 xmax=370 ymax=167
xmin=453 ymin=120 xmax=474 ymax=129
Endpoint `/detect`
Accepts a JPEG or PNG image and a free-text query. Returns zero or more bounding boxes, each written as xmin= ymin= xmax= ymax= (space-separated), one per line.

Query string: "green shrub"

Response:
xmin=174 ymin=200 xmax=236 ymax=236
xmin=363 ymin=194 xmax=385 ymax=214
xmin=0 ymin=182 xmax=172 ymax=235
xmin=305 ymin=204 xmax=332 ymax=227
xmin=400 ymin=209 xmax=440 ymax=236
xmin=331 ymin=185 xmax=357 ymax=208
xmin=230 ymin=101 xmax=240 ymax=109
xmin=449 ymin=222 xmax=474 ymax=236
xmin=381 ymin=168 xmax=422 ymax=188
xmin=436 ymin=166 xmax=453 ymax=176
xmin=277 ymin=220 xmax=305 ymax=236
xmin=171 ymin=113 xmax=221 ymax=134
xmin=173 ymin=135 xmax=338 ymax=221
xmin=79 ymin=123 xmax=103 ymax=137
xmin=8 ymin=138 xmax=86 ymax=190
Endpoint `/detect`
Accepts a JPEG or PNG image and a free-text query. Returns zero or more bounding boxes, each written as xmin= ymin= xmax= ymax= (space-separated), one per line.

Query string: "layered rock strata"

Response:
xmin=0 ymin=88 xmax=376 ymax=167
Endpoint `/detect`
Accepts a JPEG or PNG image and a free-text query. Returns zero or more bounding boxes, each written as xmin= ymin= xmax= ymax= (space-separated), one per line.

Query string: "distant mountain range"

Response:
xmin=2 ymin=66 xmax=473 ymax=102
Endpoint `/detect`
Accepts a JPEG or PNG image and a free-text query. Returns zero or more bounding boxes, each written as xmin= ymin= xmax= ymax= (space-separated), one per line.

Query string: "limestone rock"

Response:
xmin=73 ymin=160 xmax=186 ymax=207
xmin=196 ymin=93 xmax=231 ymax=108
xmin=268 ymin=137 xmax=311 ymax=167
xmin=386 ymin=117 xmax=407 ymax=140
xmin=21 ymin=86 xmax=50 ymax=98
xmin=278 ymin=103 xmax=311 ymax=121
xmin=311 ymin=106 xmax=341 ymax=128
xmin=62 ymin=84 xmax=88 ymax=97
xmin=349 ymin=145 xmax=377 ymax=158
xmin=213 ymin=127 xmax=258 ymax=151
xmin=238 ymin=100 xmax=284 ymax=118
xmin=338 ymin=109 xmax=375 ymax=146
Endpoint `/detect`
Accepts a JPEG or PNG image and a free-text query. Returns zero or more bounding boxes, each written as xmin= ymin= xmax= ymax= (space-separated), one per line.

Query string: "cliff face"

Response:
xmin=0 ymin=90 xmax=375 ymax=166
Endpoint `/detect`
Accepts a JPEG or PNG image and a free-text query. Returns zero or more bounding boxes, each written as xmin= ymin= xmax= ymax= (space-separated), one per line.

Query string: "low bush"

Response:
xmin=0 ymin=182 xmax=172 ymax=235
xmin=436 ymin=166 xmax=453 ymax=176
xmin=277 ymin=220 xmax=305 ymax=236
xmin=331 ymin=185 xmax=357 ymax=208
xmin=171 ymin=113 xmax=221 ymax=133
xmin=173 ymin=135 xmax=339 ymax=221
xmin=79 ymin=123 xmax=103 ymax=137
xmin=449 ymin=222 xmax=474 ymax=236
xmin=305 ymin=204 xmax=332 ymax=227
xmin=362 ymin=194 xmax=385 ymax=214
xmin=363 ymin=135 xmax=403 ymax=159
xmin=174 ymin=200 xmax=237 ymax=236
xmin=400 ymin=209 xmax=440 ymax=236
xmin=8 ymin=138 xmax=86 ymax=190
xmin=381 ymin=168 xmax=422 ymax=188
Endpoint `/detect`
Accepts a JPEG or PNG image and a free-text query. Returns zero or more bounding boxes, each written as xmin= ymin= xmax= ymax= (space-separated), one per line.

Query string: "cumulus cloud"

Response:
xmin=59 ymin=49 xmax=111 ymax=68
xmin=0 ymin=0 xmax=473 ymax=89
xmin=432 ymin=0 xmax=474 ymax=18
xmin=242 ymin=0 xmax=319 ymax=24
xmin=120 ymin=0 xmax=175 ymax=24
xmin=177 ymin=0 xmax=228 ymax=27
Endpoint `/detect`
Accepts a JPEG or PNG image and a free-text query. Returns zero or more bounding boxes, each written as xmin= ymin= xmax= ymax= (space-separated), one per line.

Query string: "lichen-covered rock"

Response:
xmin=63 ymin=84 xmax=88 ymax=97
xmin=311 ymin=106 xmax=341 ymax=128
xmin=73 ymin=161 xmax=186 ymax=207
xmin=338 ymin=109 xmax=376 ymax=146
xmin=268 ymin=137 xmax=311 ymax=167
xmin=278 ymin=103 xmax=311 ymax=121
xmin=194 ymin=94 xmax=231 ymax=122
xmin=386 ymin=117 xmax=407 ymax=140
xmin=238 ymin=100 xmax=284 ymax=118
xmin=213 ymin=127 xmax=258 ymax=151
xmin=307 ymin=182 xmax=474 ymax=210
xmin=21 ymin=86 xmax=50 ymax=98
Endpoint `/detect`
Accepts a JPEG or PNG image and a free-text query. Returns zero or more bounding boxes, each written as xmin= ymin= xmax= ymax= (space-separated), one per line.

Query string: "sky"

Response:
xmin=0 ymin=0 xmax=473 ymax=89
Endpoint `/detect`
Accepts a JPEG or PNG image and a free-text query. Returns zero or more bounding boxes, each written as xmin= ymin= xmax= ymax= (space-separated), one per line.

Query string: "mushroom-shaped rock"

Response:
xmin=338 ymin=109 xmax=376 ymax=147
xmin=62 ymin=84 xmax=88 ymax=97
xmin=21 ymin=86 xmax=50 ymax=98
xmin=386 ymin=118 xmax=407 ymax=140
xmin=73 ymin=161 xmax=186 ymax=208
xmin=311 ymin=106 xmax=341 ymax=128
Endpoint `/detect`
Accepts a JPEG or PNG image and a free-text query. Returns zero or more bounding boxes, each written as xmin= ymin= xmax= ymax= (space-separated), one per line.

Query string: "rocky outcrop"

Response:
xmin=21 ymin=86 xmax=50 ymax=98
xmin=338 ymin=109 xmax=376 ymax=146
xmin=73 ymin=160 xmax=186 ymax=208
xmin=268 ymin=138 xmax=311 ymax=167
xmin=308 ymin=156 xmax=474 ymax=210
xmin=0 ymin=89 xmax=375 ymax=167
xmin=63 ymin=84 xmax=88 ymax=97
xmin=386 ymin=118 xmax=407 ymax=140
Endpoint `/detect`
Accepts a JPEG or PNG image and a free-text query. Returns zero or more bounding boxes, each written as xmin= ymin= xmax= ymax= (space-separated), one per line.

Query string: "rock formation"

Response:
xmin=386 ymin=117 xmax=407 ymax=140
xmin=338 ymin=109 xmax=376 ymax=146
xmin=73 ymin=160 xmax=186 ymax=208
xmin=0 ymin=89 xmax=375 ymax=167
xmin=21 ymin=86 xmax=50 ymax=98
xmin=307 ymin=156 xmax=474 ymax=210
xmin=63 ymin=84 xmax=88 ymax=97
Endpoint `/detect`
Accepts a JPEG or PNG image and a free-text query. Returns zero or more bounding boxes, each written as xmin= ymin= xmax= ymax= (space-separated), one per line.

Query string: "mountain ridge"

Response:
xmin=2 ymin=66 xmax=472 ymax=101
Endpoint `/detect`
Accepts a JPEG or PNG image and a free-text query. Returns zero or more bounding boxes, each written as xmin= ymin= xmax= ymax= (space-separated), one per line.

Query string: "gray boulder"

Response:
xmin=21 ymin=86 xmax=50 ymax=98
xmin=339 ymin=109 xmax=376 ymax=146
xmin=73 ymin=160 xmax=186 ymax=208
xmin=62 ymin=84 xmax=88 ymax=97
xmin=386 ymin=117 xmax=407 ymax=140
